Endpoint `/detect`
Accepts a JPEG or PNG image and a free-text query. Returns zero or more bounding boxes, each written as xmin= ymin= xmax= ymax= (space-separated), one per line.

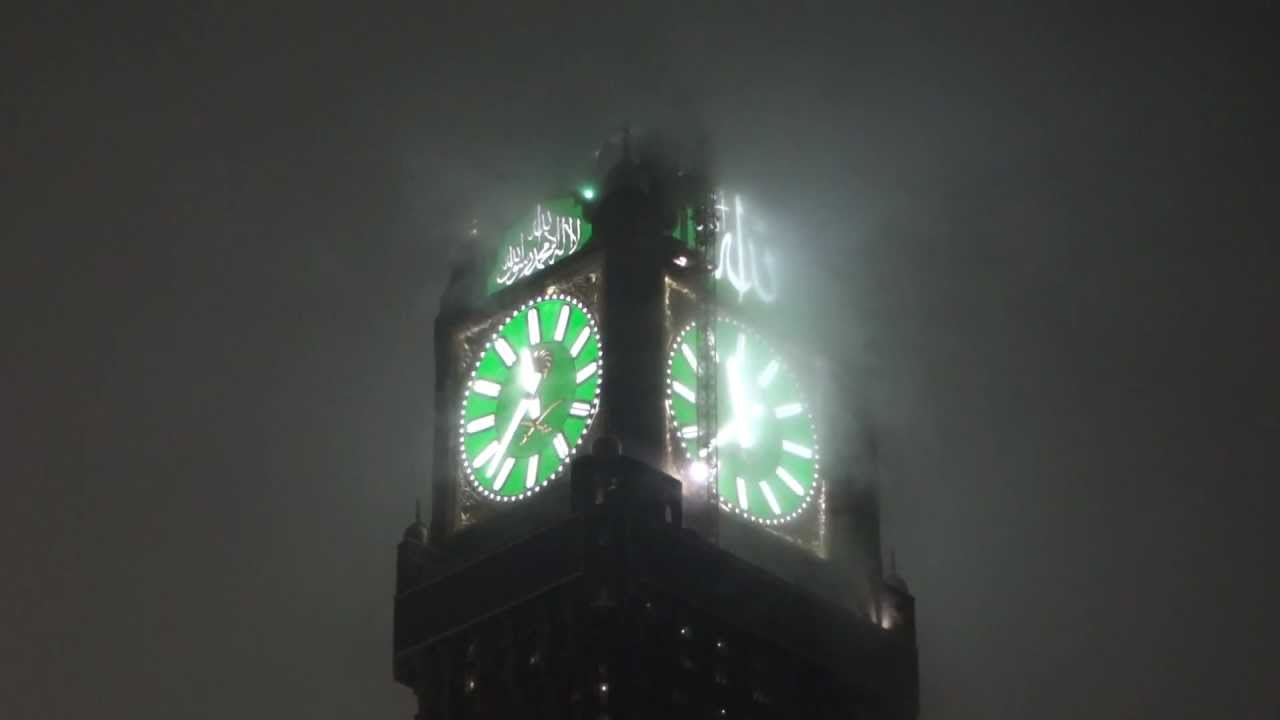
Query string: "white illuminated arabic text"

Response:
xmin=715 ymin=195 xmax=777 ymax=304
xmin=495 ymin=205 xmax=583 ymax=286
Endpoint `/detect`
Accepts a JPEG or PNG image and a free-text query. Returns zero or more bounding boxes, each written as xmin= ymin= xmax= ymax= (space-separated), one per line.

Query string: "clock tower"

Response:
xmin=394 ymin=135 xmax=918 ymax=718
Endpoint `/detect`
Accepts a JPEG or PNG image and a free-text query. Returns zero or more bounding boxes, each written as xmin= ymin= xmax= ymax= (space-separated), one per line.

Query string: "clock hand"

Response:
xmin=518 ymin=399 xmax=563 ymax=445
xmin=518 ymin=348 xmax=543 ymax=393
xmin=723 ymin=334 xmax=750 ymax=448
xmin=714 ymin=418 xmax=739 ymax=447
xmin=486 ymin=397 xmax=530 ymax=478
xmin=517 ymin=348 xmax=533 ymax=391
xmin=517 ymin=347 xmax=548 ymax=418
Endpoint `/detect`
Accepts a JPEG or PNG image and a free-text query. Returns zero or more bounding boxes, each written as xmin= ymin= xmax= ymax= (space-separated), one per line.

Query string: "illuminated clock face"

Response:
xmin=667 ymin=320 xmax=819 ymax=524
xmin=459 ymin=294 xmax=603 ymax=501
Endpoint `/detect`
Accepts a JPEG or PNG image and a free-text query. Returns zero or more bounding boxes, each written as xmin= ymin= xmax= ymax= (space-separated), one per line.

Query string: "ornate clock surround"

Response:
xmin=445 ymin=265 xmax=604 ymax=534
xmin=663 ymin=272 xmax=828 ymax=556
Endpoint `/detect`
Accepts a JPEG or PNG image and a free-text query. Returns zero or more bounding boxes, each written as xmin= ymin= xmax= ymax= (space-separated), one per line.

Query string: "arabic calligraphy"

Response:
xmin=494 ymin=204 xmax=584 ymax=287
xmin=715 ymin=194 xmax=778 ymax=304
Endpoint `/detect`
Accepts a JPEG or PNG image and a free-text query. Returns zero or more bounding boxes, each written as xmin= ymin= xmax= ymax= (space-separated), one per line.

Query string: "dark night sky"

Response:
xmin=3 ymin=4 xmax=1277 ymax=718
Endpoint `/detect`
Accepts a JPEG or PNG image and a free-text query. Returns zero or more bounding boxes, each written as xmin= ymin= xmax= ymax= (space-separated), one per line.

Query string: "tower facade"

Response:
xmin=394 ymin=140 xmax=918 ymax=718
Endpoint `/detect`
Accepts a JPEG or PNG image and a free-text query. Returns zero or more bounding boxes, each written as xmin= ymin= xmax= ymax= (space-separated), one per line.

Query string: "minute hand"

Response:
xmin=486 ymin=397 xmax=529 ymax=478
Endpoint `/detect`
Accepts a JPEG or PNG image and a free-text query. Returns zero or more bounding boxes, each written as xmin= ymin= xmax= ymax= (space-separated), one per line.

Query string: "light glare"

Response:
xmin=689 ymin=460 xmax=709 ymax=484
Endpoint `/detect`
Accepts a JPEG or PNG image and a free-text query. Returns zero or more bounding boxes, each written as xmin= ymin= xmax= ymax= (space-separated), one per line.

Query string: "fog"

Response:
xmin=3 ymin=4 xmax=1276 ymax=719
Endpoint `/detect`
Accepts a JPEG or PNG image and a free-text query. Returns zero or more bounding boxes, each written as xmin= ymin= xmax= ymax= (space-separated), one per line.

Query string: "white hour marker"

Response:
xmin=679 ymin=425 xmax=699 ymax=439
xmin=736 ymin=477 xmax=749 ymax=511
xmin=569 ymin=326 xmax=591 ymax=358
xmin=466 ymin=415 xmax=496 ymax=433
xmin=681 ymin=343 xmax=698 ymax=372
xmin=569 ymin=402 xmax=592 ymax=417
xmin=575 ymin=361 xmax=598 ymax=384
xmin=781 ymin=440 xmax=813 ymax=459
xmin=473 ymin=441 xmax=500 ymax=470
xmin=672 ymin=381 xmax=696 ymax=404
xmin=494 ymin=337 xmax=517 ymax=367
xmin=774 ymin=403 xmax=803 ymax=419
xmin=758 ymin=360 xmax=779 ymax=388
xmin=553 ymin=305 xmax=571 ymax=342
xmin=525 ymin=455 xmax=540 ymax=488
xmin=472 ymin=379 xmax=501 ymax=397
xmin=527 ymin=308 xmax=541 ymax=345
xmin=776 ymin=467 xmax=805 ymax=496
xmin=552 ymin=433 xmax=570 ymax=459
xmin=493 ymin=456 xmax=516 ymax=490
xmin=759 ymin=481 xmax=782 ymax=515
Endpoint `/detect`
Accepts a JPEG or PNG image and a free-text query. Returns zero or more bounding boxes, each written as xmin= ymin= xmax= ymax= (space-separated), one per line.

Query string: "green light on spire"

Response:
xmin=580 ymin=186 xmax=596 ymax=201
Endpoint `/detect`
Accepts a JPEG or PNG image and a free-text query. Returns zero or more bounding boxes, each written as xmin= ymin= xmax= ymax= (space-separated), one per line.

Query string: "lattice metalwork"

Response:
xmin=694 ymin=189 xmax=721 ymax=538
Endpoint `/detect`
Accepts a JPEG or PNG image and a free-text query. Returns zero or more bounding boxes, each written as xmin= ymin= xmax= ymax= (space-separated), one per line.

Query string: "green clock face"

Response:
xmin=667 ymin=320 xmax=819 ymax=524
xmin=459 ymin=294 xmax=603 ymax=501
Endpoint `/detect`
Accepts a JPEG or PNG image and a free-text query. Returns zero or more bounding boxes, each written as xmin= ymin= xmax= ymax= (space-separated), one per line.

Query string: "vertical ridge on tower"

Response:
xmin=694 ymin=187 xmax=720 ymax=539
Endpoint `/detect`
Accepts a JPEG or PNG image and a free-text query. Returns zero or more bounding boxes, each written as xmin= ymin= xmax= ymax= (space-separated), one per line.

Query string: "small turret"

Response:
xmin=879 ymin=549 xmax=915 ymax=635
xmin=402 ymin=499 xmax=429 ymax=544
xmin=884 ymin=550 xmax=909 ymax=594
xmin=396 ymin=500 xmax=431 ymax=596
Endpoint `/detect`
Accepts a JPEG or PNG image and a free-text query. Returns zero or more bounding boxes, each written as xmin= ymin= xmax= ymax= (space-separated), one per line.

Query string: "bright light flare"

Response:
xmin=688 ymin=460 xmax=709 ymax=484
